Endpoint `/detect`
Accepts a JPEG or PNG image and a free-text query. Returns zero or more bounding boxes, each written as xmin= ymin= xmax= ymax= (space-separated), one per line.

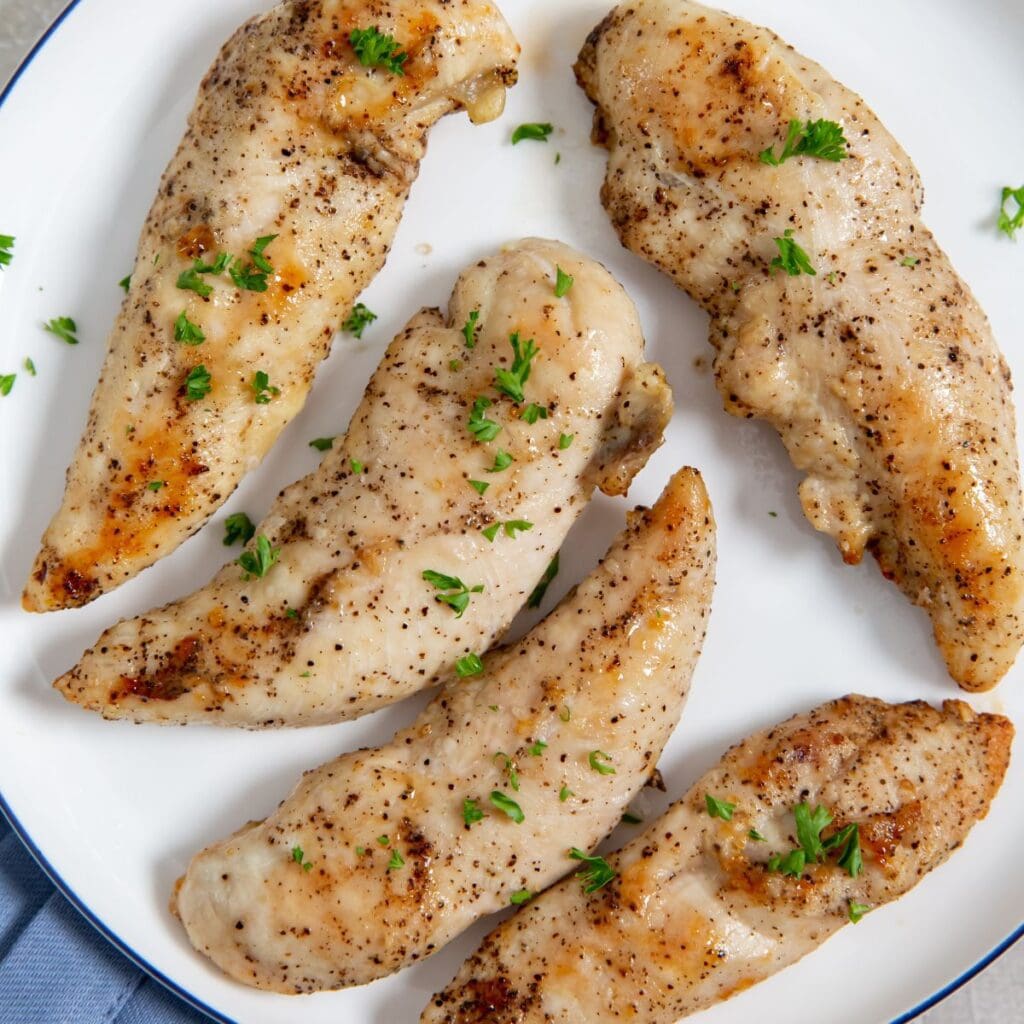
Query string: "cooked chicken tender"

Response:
xmin=425 ymin=695 xmax=1012 ymax=1023
xmin=25 ymin=0 xmax=520 ymax=611
xmin=576 ymin=0 xmax=1024 ymax=690
xmin=173 ymin=467 xmax=716 ymax=991
xmin=55 ymin=239 xmax=672 ymax=727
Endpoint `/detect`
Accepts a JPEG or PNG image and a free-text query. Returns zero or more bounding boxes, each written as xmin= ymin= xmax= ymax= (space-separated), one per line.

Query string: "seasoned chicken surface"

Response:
xmin=55 ymin=239 xmax=672 ymax=727
xmin=173 ymin=468 xmax=716 ymax=991
xmin=425 ymin=695 xmax=1012 ymax=1023
xmin=24 ymin=0 xmax=520 ymax=612
xmin=576 ymin=0 xmax=1024 ymax=690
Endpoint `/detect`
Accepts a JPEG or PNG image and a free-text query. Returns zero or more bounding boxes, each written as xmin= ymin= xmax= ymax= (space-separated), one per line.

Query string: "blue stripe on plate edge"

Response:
xmin=0 ymin=1 xmax=1020 ymax=1022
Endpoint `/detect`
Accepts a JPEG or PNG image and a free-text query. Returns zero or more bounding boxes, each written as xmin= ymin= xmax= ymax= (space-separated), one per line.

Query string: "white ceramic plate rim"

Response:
xmin=0 ymin=2 xmax=1021 ymax=1023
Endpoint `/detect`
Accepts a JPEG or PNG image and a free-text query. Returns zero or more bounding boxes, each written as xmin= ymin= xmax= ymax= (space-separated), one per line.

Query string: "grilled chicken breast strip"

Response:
xmin=55 ymin=239 xmax=672 ymax=727
xmin=425 ymin=695 xmax=1012 ymax=1024
xmin=24 ymin=0 xmax=520 ymax=612
xmin=575 ymin=0 xmax=1024 ymax=690
xmin=173 ymin=468 xmax=716 ymax=991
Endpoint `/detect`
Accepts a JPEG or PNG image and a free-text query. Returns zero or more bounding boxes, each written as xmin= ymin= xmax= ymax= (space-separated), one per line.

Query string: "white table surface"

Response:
xmin=0 ymin=1 xmax=1020 ymax=1022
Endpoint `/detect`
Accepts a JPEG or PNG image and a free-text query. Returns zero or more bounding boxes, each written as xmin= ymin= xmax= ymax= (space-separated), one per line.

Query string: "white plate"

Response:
xmin=1 ymin=1 xmax=1022 ymax=1021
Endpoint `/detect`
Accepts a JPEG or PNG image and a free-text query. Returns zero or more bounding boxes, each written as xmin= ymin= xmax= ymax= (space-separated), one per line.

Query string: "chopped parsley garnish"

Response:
xmin=174 ymin=311 xmax=205 ymax=345
xmin=251 ymin=370 xmax=280 ymax=404
xmin=455 ymin=653 xmax=484 ymax=677
xmin=494 ymin=752 xmax=520 ymax=791
xmin=559 ymin=705 xmax=571 ymax=722
xmin=767 ymin=849 xmax=806 ymax=877
xmin=512 ymin=122 xmax=554 ymax=145
xmin=343 ymin=302 xmax=378 ymax=338
xmin=230 ymin=258 xmax=269 ymax=292
xmin=900 ymin=256 xmax=920 ymax=267
xmin=482 ymin=523 xmax=501 ymax=542
xmin=528 ymin=740 xmax=547 ymax=757
xmin=510 ymin=889 xmax=532 ymax=905
xmin=237 ymin=535 xmax=281 ymax=580
xmin=486 ymin=450 xmax=514 ymax=474
xmin=522 ymin=403 xmax=548 ymax=425
xmin=462 ymin=310 xmax=481 ymax=348
xmin=770 ymin=230 xmax=816 ymax=277
xmin=233 ymin=237 xmax=277 ymax=290
xmin=766 ymin=804 xmax=862 ymax=879
xmin=0 ymin=374 xmax=15 ymax=397
xmin=794 ymin=802 xmax=832 ymax=862
xmin=350 ymin=459 xmax=365 ymax=474
xmin=569 ymin=848 xmax=616 ymax=893
xmin=291 ymin=846 xmax=313 ymax=871
xmin=195 ymin=252 xmax=233 ymax=276
xmin=834 ymin=825 xmax=862 ymax=878
xmin=23 ymin=357 xmax=36 ymax=376
xmin=248 ymin=235 xmax=277 ymax=274
xmin=759 ymin=118 xmax=848 ymax=166
xmin=309 ymin=437 xmax=336 ymax=451
xmin=377 ymin=835 xmax=391 ymax=846
xmin=490 ymin=791 xmax=524 ymax=823
xmin=449 ymin=359 xmax=462 ymax=372
xmin=468 ymin=396 xmax=501 ymax=443
xmin=184 ymin=364 xmax=212 ymax=401
xmin=559 ymin=433 xmax=574 ymax=450
xmin=350 ymin=26 xmax=408 ymax=75
xmin=463 ymin=798 xmax=485 ymax=826
xmin=147 ymin=481 xmax=166 ymax=492
xmin=285 ymin=607 xmax=299 ymax=620
xmin=559 ymin=785 xmax=572 ymax=802
xmin=468 ymin=479 xmax=490 ymax=496
xmin=527 ymin=552 xmax=560 ymax=609
xmin=705 ymin=794 xmax=735 ymax=820
xmin=848 ymin=901 xmax=871 ymax=924
xmin=223 ymin=513 xmax=256 ymax=547
xmin=749 ymin=828 xmax=766 ymax=842
xmin=554 ymin=266 xmax=574 ymax=297
xmin=44 ymin=317 xmax=78 ymax=345
xmin=386 ymin=849 xmax=405 ymax=871
xmin=422 ymin=569 xmax=483 ymax=618
xmin=494 ymin=332 xmax=539 ymax=403
xmin=0 ymin=234 xmax=14 ymax=268
xmin=505 ymin=520 xmax=533 ymax=537
xmin=589 ymin=750 xmax=616 ymax=775
xmin=998 ymin=185 xmax=1024 ymax=240
xmin=119 ymin=274 xmax=131 ymax=293
xmin=177 ymin=265 xmax=214 ymax=297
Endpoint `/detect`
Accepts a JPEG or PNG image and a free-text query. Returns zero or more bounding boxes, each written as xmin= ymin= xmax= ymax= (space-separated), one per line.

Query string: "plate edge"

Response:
xmin=0 ymin=1 xmax=1020 ymax=1022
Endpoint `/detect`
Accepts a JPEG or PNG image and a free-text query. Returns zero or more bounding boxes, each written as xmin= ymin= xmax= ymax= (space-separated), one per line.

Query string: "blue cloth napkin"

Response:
xmin=0 ymin=812 xmax=212 ymax=1024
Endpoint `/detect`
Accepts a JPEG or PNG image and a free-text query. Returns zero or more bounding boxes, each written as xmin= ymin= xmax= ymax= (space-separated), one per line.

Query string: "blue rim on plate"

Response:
xmin=0 ymin=3 xmax=1020 ymax=1023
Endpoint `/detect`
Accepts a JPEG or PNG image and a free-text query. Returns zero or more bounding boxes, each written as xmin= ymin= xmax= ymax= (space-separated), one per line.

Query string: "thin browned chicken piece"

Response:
xmin=53 ymin=239 xmax=672 ymax=728
xmin=575 ymin=0 xmax=1024 ymax=690
xmin=172 ymin=468 xmax=715 ymax=991
xmin=425 ymin=695 xmax=1012 ymax=1023
xmin=24 ymin=0 xmax=519 ymax=611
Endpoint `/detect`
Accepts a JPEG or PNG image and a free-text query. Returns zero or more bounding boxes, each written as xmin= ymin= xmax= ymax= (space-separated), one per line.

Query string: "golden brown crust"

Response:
xmin=25 ymin=0 xmax=520 ymax=611
xmin=424 ymin=696 xmax=1013 ymax=1023
xmin=575 ymin=0 xmax=1024 ymax=690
